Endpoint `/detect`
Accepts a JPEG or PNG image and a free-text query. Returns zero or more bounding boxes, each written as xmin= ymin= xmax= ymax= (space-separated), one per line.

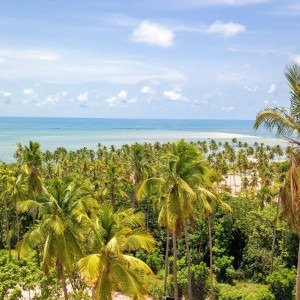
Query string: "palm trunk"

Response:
xmin=172 ymin=230 xmax=178 ymax=300
xmin=110 ymin=188 xmax=116 ymax=211
xmin=233 ymin=171 xmax=237 ymax=193
xmin=164 ymin=229 xmax=170 ymax=294
xmin=270 ymin=227 xmax=276 ymax=274
xmin=4 ymin=198 xmax=11 ymax=261
xmin=184 ymin=221 xmax=192 ymax=300
xmin=57 ymin=261 xmax=68 ymax=300
xmin=146 ymin=198 xmax=150 ymax=230
xmin=270 ymin=196 xmax=280 ymax=273
xmin=15 ymin=205 xmax=20 ymax=244
xmin=208 ymin=217 xmax=215 ymax=300
xmin=296 ymin=234 xmax=300 ymax=300
xmin=36 ymin=247 xmax=41 ymax=267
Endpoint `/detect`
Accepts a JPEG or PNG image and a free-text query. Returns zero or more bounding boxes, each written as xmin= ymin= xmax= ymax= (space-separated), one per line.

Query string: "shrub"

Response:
xmin=0 ymin=250 xmax=60 ymax=300
xmin=178 ymin=262 xmax=211 ymax=300
xmin=215 ymin=256 xmax=237 ymax=284
xmin=266 ymin=268 xmax=296 ymax=300
xmin=218 ymin=282 xmax=275 ymax=300
xmin=148 ymin=278 xmax=165 ymax=300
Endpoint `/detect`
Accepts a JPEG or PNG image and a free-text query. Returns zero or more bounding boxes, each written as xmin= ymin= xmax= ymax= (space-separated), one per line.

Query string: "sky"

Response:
xmin=0 ymin=0 xmax=299 ymax=119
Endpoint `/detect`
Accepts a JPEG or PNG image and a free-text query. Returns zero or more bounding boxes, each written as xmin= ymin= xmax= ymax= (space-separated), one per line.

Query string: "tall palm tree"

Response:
xmin=102 ymin=163 xmax=128 ymax=210
xmin=20 ymin=141 xmax=43 ymax=195
xmin=196 ymin=188 xmax=232 ymax=300
xmin=18 ymin=177 xmax=97 ymax=300
xmin=137 ymin=140 xmax=209 ymax=299
xmin=78 ymin=203 xmax=155 ymax=300
xmin=254 ymin=63 xmax=300 ymax=298
xmin=2 ymin=170 xmax=26 ymax=246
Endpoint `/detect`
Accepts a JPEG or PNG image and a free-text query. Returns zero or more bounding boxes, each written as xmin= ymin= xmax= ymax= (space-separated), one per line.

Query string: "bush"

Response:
xmin=215 ymin=256 xmax=237 ymax=284
xmin=148 ymin=277 xmax=165 ymax=300
xmin=218 ymin=282 xmax=275 ymax=300
xmin=178 ymin=262 xmax=211 ymax=300
xmin=266 ymin=268 xmax=296 ymax=300
xmin=0 ymin=250 xmax=60 ymax=300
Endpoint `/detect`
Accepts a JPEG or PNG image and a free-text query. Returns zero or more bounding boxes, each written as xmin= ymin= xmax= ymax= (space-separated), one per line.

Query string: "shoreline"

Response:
xmin=0 ymin=131 xmax=285 ymax=162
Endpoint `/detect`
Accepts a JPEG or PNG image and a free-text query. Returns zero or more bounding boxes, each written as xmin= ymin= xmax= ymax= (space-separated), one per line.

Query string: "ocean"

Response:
xmin=0 ymin=117 xmax=284 ymax=162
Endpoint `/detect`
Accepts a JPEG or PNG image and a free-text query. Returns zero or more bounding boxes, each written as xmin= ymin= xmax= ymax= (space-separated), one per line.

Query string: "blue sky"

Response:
xmin=0 ymin=0 xmax=299 ymax=119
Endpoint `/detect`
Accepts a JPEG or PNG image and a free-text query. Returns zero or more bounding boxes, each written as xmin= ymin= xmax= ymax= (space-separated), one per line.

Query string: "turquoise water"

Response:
xmin=0 ymin=117 xmax=283 ymax=162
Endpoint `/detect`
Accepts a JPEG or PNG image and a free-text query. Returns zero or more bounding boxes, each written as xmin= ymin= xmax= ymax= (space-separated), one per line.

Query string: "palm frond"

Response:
xmin=254 ymin=107 xmax=300 ymax=141
xmin=135 ymin=178 xmax=164 ymax=200
xmin=122 ymin=255 xmax=153 ymax=274
xmin=78 ymin=254 xmax=102 ymax=284
xmin=285 ymin=63 xmax=300 ymax=119
xmin=125 ymin=230 xmax=155 ymax=252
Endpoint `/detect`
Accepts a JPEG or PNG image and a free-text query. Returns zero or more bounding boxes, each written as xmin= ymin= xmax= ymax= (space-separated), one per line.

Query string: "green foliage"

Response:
xmin=266 ymin=268 xmax=296 ymax=300
xmin=215 ymin=256 xmax=237 ymax=284
xmin=178 ymin=262 xmax=211 ymax=300
xmin=218 ymin=282 xmax=275 ymax=300
xmin=147 ymin=278 xmax=165 ymax=300
xmin=0 ymin=250 xmax=59 ymax=300
xmin=0 ymin=138 xmax=295 ymax=299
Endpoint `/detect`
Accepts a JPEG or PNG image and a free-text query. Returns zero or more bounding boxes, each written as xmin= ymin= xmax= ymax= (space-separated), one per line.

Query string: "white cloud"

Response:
xmin=222 ymin=106 xmax=235 ymax=111
xmin=118 ymin=90 xmax=128 ymax=100
xmin=147 ymin=0 xmax=270 ymax=9
xmin=127 ymin=98 xmax=137 ymax=104
xmin=106 ymin=90 xmax=137 ymax=106
xmin=106 ymin=96 xmax=117 ymax=107
xmin=37 ymin=95 xmax=59 ymax=107
xmin=61 ymin=91 xmax=69 ymax=97
xmin=0 ymin=91 xmax=11 ymax=98
xmin=131 ymin=21 xmax=174 ymax=47
xmin=45 ymin=95 xmax=60 ymax=105
xmin=0 ymin=91 xmax=11 ymax=104
xmin=221 ymin=73 xmax=243 ymax=82
xmin=203 ymin=89 xmax=221 ymax=100
xmin=141 ymin=86 xmax=156 ymax=94
xmin=0 ymin=48 xmax=60 ymax=61
xmin=77 ymin=92 xmax=89 ymax=107
xmin=0 ymin=58 xmax=5 ymax=64
xmin=211 ymin=0 xmax=269 ymax=4
xmin=268 ymin=83 xmax=277 ymax=94
xmin=207 ymin=21 xmax=245 ymax=38
xmin=244 ymin=85 xmax=258 ymax=92
xmin=291 ymin=55 xmax=300 ymax=65
xmin=0 ymin=48 xmax=185 ymax=85
xmin=23 ymin=88 xmax=35 ymax=96
xmin=163 ymin=88 xmax=184 ymax=101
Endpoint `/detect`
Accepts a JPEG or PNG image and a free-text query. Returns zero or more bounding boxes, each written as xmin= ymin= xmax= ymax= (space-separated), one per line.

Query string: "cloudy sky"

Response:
xmin=0 ymin=0 xmax=299 ymax=119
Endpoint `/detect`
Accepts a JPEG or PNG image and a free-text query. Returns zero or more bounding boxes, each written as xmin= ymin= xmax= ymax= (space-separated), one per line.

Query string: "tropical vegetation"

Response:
xmin=0 ymin=64 xmax=300 ymax=299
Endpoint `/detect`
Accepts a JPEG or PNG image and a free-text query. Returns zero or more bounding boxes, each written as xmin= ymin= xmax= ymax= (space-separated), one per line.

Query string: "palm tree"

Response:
xmin=137 ymin=140 xmax=209 ymax=299
xmin=18 ymin=177 xmax=97 ymax=300
xmin=2 ymin=170 xmax=26 ymax=246
xmin=196 ymin=188 xmax=232 ymax=300
xmin=20 ymin=141 xmax=43 ymax=195
xmin=78 ymin=203 xmax=155 ymax=300
xmin=102 ymin=163 xmax=128 ymax=210
xmin=254 ymin=63 xmax=300 ymax=298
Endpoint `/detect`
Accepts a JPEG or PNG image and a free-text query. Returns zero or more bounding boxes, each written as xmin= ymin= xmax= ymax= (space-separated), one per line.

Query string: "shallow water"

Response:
xmin=0 ymin=117 xmax=285 ymax=162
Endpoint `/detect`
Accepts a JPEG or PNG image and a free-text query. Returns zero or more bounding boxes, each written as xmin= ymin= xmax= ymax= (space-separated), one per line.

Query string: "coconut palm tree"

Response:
xmin=18 ymin=177 xmax=98 ymax=300
xmin=78 ymin=202 xmax=155 ymax=300
xmin=1 ymin=170 xmax=27 ymax=246
xmin=195 ymin=188 xmax=232 ymax=300
xmin=254 ymin=63 xmax=300 ymax=298
xmin=102 ymin=163 xmax=128 ymax=210
xmin=137 ymin=140 xmax=209 ymax=300
xmin=19 ymin=141 xmax=43 ymax=195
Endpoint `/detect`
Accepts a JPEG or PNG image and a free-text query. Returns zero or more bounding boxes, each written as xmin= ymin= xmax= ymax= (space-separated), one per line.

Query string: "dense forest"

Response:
xmin=0 ymin=138 xmax=296 ymax=300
